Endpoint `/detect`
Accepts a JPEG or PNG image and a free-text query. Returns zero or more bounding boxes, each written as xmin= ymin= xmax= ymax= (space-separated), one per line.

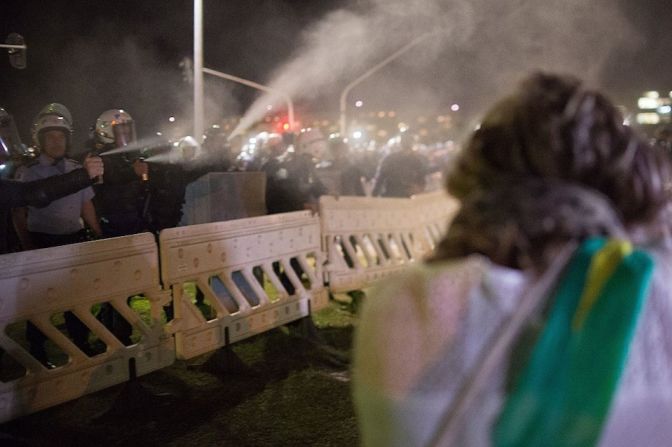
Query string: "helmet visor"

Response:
xmin=112 ymin=121 xmax=136 ymax=148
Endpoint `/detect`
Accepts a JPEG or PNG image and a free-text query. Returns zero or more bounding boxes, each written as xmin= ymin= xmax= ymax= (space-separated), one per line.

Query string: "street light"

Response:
xmin=339 ymin=31 xmax=436 ymax=137
xmin=202 ymin=67 xmax=295 ymax=133
xmin=1 ymin=33 xmax=27 ymax=69
xmin=193 ymin=1 xmax=294 ymax=138
xmin=194 ymin=0 xmax=204 ymax=140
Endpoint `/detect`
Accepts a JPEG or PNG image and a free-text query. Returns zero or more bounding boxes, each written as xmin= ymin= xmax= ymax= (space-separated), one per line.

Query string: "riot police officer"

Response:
xmin=91 ymin=109 xmax=149 ymax=237
xmin=0 ymin=107 xmax=103 ymax=253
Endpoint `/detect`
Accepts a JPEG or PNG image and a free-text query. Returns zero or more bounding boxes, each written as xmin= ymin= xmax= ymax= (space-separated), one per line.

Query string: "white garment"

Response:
xmin=353 ymin=250 xmax=672 ymax=446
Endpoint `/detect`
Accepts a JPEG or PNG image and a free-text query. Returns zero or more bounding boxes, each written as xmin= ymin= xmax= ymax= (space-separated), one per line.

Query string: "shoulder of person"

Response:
xmin=63 ymin=158 xmax=83 ymax=173
xmin=366 ymin=257 xmax=490 ymax=314
xmin=12 ymin=161 xmax=39 ymax=180
xmin=18 ymin=159 xmax=39 ymax=170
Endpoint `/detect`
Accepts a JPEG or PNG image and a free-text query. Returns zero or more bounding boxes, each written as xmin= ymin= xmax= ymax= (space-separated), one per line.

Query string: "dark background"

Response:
xmin=1 ymin=0 xmax=671 ymax=150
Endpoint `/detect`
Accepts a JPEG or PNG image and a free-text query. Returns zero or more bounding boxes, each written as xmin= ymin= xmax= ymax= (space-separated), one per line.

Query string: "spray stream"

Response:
xmin=230 ymin=0 xmax=640 ymax=138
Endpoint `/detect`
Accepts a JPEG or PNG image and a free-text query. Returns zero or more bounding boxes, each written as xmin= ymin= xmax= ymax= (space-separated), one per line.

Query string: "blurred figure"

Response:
xmin=354 ymin=73 xmax=672 ymax=446
xmin=249 ymin=132 xmax=287 ymax=172
xmin=265 ymin=128 xmax=327 ymax=214
xmin=91 ymin=109 xmax=149 ymax=237
xmin=0 ymin=107 xmax=33 ymax=179
xmin=371 ymin=132 xmax=428 ymax=197
xmin=227 ymin=134 xmax=246 ymax=171
xmin=146 ymin=136 xmax=213 ymax=234
xmin=321 ymin=138 xmax=365 ymax=196
xmin=654 ymin=126 xmax=672 ymax=155
xmin=262 ymin=128 xmax=327 ymax=296
xmin=202 ymin=124 xmax=233 ymax=172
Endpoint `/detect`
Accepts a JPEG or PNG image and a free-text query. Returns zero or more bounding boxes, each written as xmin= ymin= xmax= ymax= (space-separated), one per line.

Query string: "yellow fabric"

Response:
xmin=572 ymin=240 xmax=633 ymax=330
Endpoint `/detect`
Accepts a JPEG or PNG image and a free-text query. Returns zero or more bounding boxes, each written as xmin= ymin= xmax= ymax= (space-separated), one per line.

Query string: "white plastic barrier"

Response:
xmin=160 ymin=211 xmax=329 ymax=360
xmin=0 ymin=193 xmax=455 ymax=423
xmin=320 ymin=190 xmax=459 ymax=292
xmin=0 ymin=233 xmax=175 ymax=423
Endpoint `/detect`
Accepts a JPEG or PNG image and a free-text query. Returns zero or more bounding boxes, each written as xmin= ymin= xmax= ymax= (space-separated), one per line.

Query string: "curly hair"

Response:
xmin=431 ymin=179 xmax=626 ymax=270
xmin=447 ymin=73 xmax=672 ymax=226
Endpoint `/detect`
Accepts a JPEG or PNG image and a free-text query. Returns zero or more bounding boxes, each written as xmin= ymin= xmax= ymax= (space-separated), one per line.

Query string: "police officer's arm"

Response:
xmin=81 ymin=199 xmax=102 ymax=237
xmin=4 ymin=155 xmax=103 ymax=209
xmin=1 ymin=168 xmax=93 ymax=209
xmin=11 ymin=206 xmax=34 ymax=250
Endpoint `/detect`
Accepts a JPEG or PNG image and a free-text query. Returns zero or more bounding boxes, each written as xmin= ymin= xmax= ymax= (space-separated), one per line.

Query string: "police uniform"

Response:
xmin=16 ymin=154 xmax=94 ymax=361
xmin=93 ymin=152 xmax=148 ymax=238
xmin=0 ymin=168 xmax=94 ymax=254
xmin=16 ymin=154 xmax=94 ymax=244
xmin=264 ymin=152 xmax=327 ymax=215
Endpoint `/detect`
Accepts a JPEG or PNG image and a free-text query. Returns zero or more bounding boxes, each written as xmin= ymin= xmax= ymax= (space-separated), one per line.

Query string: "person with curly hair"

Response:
xmin=353 ymin=73 xmax=672 ymax=447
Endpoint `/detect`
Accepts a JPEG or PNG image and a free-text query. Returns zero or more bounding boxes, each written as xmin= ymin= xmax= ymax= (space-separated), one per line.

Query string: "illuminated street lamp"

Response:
xmin=1 ymin=33 xmax=27 ymax=69
xmin=339 ymin=31 xmax=436 ymax=136
xmin=202 ymin=68 xmax=295 ymax=133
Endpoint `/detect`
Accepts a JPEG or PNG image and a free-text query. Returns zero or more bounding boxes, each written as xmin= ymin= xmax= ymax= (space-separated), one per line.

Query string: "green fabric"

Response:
xmin=493 ymin=238 xmax=654 ymax=447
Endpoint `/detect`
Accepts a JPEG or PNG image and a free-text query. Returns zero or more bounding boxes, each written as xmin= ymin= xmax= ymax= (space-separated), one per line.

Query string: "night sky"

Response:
xmin=1 ymin=0 xmax=671 ymax=150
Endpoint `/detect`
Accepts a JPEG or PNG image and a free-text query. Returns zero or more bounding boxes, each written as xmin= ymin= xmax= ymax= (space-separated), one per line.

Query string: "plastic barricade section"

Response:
xmin=160 ymin=211 xmax=328 ymax=360
xmin=320 ymin=191 xmax=458 ymax=292
xmin=0 ymin=233 xmax=175 ymax=423
xmin=0 ymin=193 xmax=454 ymax=423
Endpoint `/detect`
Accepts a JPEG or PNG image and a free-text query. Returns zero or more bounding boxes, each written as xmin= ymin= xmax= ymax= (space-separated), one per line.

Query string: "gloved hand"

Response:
xmin=83 ymin=154 xmax=104 ymax=179
xmin=133 ymin=159 xmax=149 ymax=180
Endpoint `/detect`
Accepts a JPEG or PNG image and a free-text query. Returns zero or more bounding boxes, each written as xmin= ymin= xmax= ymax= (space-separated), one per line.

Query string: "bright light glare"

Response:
xmin=636 ymin=113 xmax=660 ymax=125
xmin=638 ymin=97 xmax=659 ymax=110
xmin=355 ymin=100 xmax=363 ymax=108
xmin=353 ymin=130 xmax=363 ymax=139
xmin=450 ymin=104 xmax=460 ymax=112
xmin=658 ymin=105 xmax=672 ymax=114
xmin=168 ymin=116 xmax=175 ymax=122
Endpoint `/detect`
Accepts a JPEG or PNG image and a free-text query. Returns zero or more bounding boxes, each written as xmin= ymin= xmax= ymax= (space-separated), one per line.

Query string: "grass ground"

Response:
xmin=0 ymin=296 xmax=360 ymax=447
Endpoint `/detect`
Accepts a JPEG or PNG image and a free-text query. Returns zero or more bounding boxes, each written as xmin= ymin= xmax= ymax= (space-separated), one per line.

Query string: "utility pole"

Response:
xmin=193 ymin=0 xmax=204 ymax=141
xmin=203 ymin=68 xmax=295 ymax=132
xmin=339 ymin=32 xmax=435 ymax=137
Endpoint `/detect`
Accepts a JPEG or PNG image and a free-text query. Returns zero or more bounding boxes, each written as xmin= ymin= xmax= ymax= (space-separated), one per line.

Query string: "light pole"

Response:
xmin=193 ymin=1 xmax=294 ymax=138
xmin=202 ymin=68 xmax=295 ymax=132
xmin=2 ymin=33 xmax=27 ymax=69
xmin=0 ymin=43 xmax=26 ymax=49
xmin=339 ymin=32 xmax=436 ymax=137
xmin=193 ymin=0 xmax=204 ymax=141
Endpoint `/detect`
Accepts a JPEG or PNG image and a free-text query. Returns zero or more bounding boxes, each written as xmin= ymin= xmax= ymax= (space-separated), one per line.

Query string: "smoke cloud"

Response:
xmin=233 ymin=0 xmax=641 ymax=137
